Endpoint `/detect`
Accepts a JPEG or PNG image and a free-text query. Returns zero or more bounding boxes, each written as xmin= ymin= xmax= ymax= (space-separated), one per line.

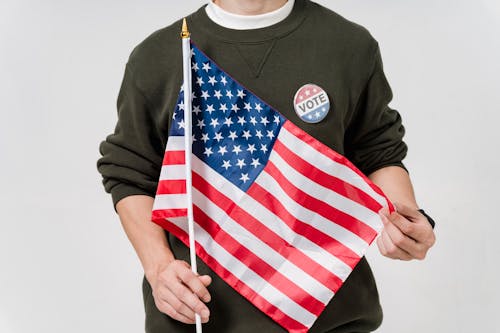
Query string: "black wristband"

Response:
xmin=417 ymin=209 xmax=435 ymax=229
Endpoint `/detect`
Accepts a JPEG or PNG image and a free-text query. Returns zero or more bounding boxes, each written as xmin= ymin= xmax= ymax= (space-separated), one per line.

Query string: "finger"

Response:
xmin=380 ymin=212 xmax=421 ymax=255
xmin=376 ymin=235 xmax=387 ymax=255
xmin=178 ymin=268 xmax=212 ymax=303
xmin=169 ymin=276 xmax=210 ymax=319
xmin=154 ymin=297 xmax=196 ymax=324
xmin=199 ymin=275 xmax=213 ymax=289
xmin=157 ymin=286 xmax=209 ymax=323
xmin=385 ymin=210 xmax=422 ymax=241
xmin=380 ymin=229 xmax=412 ymax=261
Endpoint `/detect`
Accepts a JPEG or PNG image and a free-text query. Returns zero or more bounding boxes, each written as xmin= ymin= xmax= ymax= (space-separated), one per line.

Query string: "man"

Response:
xmin=97 ymin=0 xmax=436 ymax=332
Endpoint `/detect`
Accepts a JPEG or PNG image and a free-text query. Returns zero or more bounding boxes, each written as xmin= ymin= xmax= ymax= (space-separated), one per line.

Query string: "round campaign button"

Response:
xmin=293 ymin=84 xmax=330 ymax=123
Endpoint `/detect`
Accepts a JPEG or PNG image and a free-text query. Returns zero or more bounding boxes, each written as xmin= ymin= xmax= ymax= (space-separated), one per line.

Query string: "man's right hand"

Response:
xmin=115 ymin=196 xmax=212 ymax=324
xmin=147 ymin=260 xmax=212 ymax=324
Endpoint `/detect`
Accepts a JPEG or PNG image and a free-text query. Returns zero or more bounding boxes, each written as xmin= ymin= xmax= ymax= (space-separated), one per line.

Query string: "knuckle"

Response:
xmin=393 ymin=235 xmax=405 ymax=247
xmin=415 ymin=251 xmax=426 ymax=260
xmin=402 ymin=223 xmax=414 ymax=234
xmin=171 ymin=300 xmax=183 ymax=312
xmin=386 ymin=243 xmax=398 ymax=255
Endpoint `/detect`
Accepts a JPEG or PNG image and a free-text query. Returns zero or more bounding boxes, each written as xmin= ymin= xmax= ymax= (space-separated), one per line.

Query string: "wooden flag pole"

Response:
xmin=181 ymin=18 xmax=202 ymax=333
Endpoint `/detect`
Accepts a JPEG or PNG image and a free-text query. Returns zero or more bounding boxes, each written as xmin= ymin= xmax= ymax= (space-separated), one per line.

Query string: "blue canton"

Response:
xmin=170 ymin=44 xmax=285 ymax=191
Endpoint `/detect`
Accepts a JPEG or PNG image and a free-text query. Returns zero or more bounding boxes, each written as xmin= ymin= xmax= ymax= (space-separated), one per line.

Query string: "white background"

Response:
xmin=1 ymin=1 xmax=499 ymax=332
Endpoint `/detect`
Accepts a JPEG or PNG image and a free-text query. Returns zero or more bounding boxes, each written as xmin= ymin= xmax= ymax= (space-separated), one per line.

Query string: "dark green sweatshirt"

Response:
xmin=97 ymin=1 xmax=407 ymax=332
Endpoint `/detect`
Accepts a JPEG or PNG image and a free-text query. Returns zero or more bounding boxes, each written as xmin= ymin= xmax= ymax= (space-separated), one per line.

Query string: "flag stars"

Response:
xmin=226 ymin=90 xmax=233 ymax=99
xmin=219 ymin=103 xmax=228 ymax=112
xmin=196 ymin=76 xmax=204 ymax=86
xmin=206 ymin=104 xmax=215 ymax=114
xmin=247 ymin=144 xmax=256 ymax=154
xmin=260 ymin=116 xmax=270 ymax=126
xmin=203 ymin=147 xmax=213 ymax=157
xmin=260 ymin=144 xmax=268 ymax=153
xmin=266 ymin=130 xmax=275 ymax=139
xmin=242 ymin=130 xmax=252 ymax=140
xmin=193 ymin=105 xmax=202 ymax=115
xmin=249 ymin=116 xmax=257 ymax=126
xmin=220 ymin=76 xmax=227 ymax=85
xmin=201 ymin=90 xmax=210 ymax=100
xmin=214 ymin=90 xmax=222 ymax=99
xmin=221 ymin=160 xmax=232 ymax=170
xmin=218 ymin=145 xmax=228 ymax=156
xmin=255 ymin=130 xmax=263 ymax=139
xmin=255 ymin=103 xmax=263 ymax=112
xmin=213 ymin=132 xmax=224 ymax=142
xmin=223 ymin=117 xmax=234 ymax=126
xmin=196 ymin=119 xmax=205 ymax=129
xmin=178 ymin=119 xmax=185 ymax=129
xmin=192 ymin=62 xmax=199 ymax=71
xmin=236 ymin=159 xmax=246 ymax=169
xmin=209 ymin=118 xmax=219 ymax=128
xmin=228 ymin=131 xmax=238 ymax=140
xmin=231 ymin=104 xmax=240 ymax=112
xmin=251 ymin=158 xmax=261 ymax=168
xmin=239 ymin=173 xmax=250 ymax=183
xmin=208 ymin=76 xmax=217 ymax=86
xmin=177 ymin=101 xmax=185 ymax=110
xmin=232 ymin=145 xmax=242 ymax=155
xmin=200 ymin=133 xmax=209 ymax=143
xmin=237 ymin=116 xmax=246 ymax=125
xmin=237 ymin=89 xmax=246 ymax=99
xmin=243 ymin=102 xmax=252 ymax=111
xmin=202 ymin=62 xmax=211 ymax=72
xmin=274 ymin=115 xmax=281 ymax=124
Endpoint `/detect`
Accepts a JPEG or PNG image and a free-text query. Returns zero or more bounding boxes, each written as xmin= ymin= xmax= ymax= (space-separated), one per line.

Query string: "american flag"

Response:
xmin=152 ymin=44 xmax=393 ymax=333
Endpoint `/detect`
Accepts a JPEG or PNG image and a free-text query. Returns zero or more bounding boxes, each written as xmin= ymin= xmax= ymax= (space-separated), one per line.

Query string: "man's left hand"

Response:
xmin=377 ymin=203 xmax=436 ymax=260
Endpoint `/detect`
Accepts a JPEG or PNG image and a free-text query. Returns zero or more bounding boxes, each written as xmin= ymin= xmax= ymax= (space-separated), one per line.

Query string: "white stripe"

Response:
xmin=153 ymin=193 xmax=186 ymax=210
xmin=279 ymin=126 xmax=387 ymax=207
xmin=166 ymin=136 xmax=184 ymax=151
xmin=191 ymin=155 xmax=352 ymax=281
xmin=159 ymin=164 xmax=186 ymax=180
xmin=192 ymin=188 xmax=333 ymax=305
xmin=255 ymin=170 xmax=369 ymax=257
xmin=166 ymin=216 xmax=317 ymax=328
xmin=269 ymin=150 xmax=383 ymax=233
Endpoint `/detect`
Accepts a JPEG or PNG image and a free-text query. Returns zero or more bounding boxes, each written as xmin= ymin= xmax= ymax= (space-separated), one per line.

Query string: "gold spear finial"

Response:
xmin=181 ymin=18 xmax=190 ymax=38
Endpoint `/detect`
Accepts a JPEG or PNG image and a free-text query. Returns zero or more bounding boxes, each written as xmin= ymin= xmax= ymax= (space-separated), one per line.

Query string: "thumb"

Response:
xmin=393 ymin=202 xmax=420 ymax=221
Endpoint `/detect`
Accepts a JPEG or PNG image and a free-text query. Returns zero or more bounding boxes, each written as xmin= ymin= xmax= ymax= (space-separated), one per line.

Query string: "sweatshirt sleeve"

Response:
xmin=97 ymin=63 xmax=165 ymax=209
xmin=344 ymin=45 xmax=408 ymax=176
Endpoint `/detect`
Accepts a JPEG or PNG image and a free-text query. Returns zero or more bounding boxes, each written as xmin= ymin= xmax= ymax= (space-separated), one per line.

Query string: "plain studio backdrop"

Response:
xmin=1 ymin=0 xmax=499 ymax=332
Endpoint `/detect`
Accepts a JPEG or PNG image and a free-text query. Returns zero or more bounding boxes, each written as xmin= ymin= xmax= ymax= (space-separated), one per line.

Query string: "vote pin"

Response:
xmin=293 ymin=84 xmax=330 ymax=123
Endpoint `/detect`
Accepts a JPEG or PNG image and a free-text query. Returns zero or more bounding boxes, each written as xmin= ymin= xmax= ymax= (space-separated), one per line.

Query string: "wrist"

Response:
xmin=144 ymin=254 xmax=175 ymax=284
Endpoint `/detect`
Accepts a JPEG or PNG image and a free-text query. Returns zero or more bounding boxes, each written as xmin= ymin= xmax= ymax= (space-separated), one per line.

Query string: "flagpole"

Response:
xmin=181 ymin=18 xmax=202 ymax=333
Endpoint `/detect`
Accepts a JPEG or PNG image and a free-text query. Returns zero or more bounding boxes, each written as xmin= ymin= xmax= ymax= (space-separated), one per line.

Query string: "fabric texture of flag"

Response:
xmin=152 ymin=43 xmax=393 ymax=333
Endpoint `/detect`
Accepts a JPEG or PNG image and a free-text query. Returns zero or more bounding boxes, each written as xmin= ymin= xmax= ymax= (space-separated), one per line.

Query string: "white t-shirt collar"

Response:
xmin=205 ymin=0 xmax=295 ymax=30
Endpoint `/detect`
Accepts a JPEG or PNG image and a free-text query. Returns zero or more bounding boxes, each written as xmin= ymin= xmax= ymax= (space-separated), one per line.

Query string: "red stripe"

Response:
xmin=193 ymin=205 xmax=324 ymax=316
xmin=273 ymin=139 xmax=382 ymax=213
xmin=248 ymin=182 xmax=360 ymax=269
xmin=156 ymin=179 xmax=186 ymax=195
xmin=151 ymin=208 xmax=187 ymax=223
xmin=192 ymin=172 xmax=342 ymax=294
xmin=265 ymin=161 xmax=378 ymax=243
xmin=283 ymin=121 xmax=394 ymax=212
xmin=162 ymin=150 xmax=185 ymax=165
xmin=162 ymin=220 xmax=310 ymax=333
